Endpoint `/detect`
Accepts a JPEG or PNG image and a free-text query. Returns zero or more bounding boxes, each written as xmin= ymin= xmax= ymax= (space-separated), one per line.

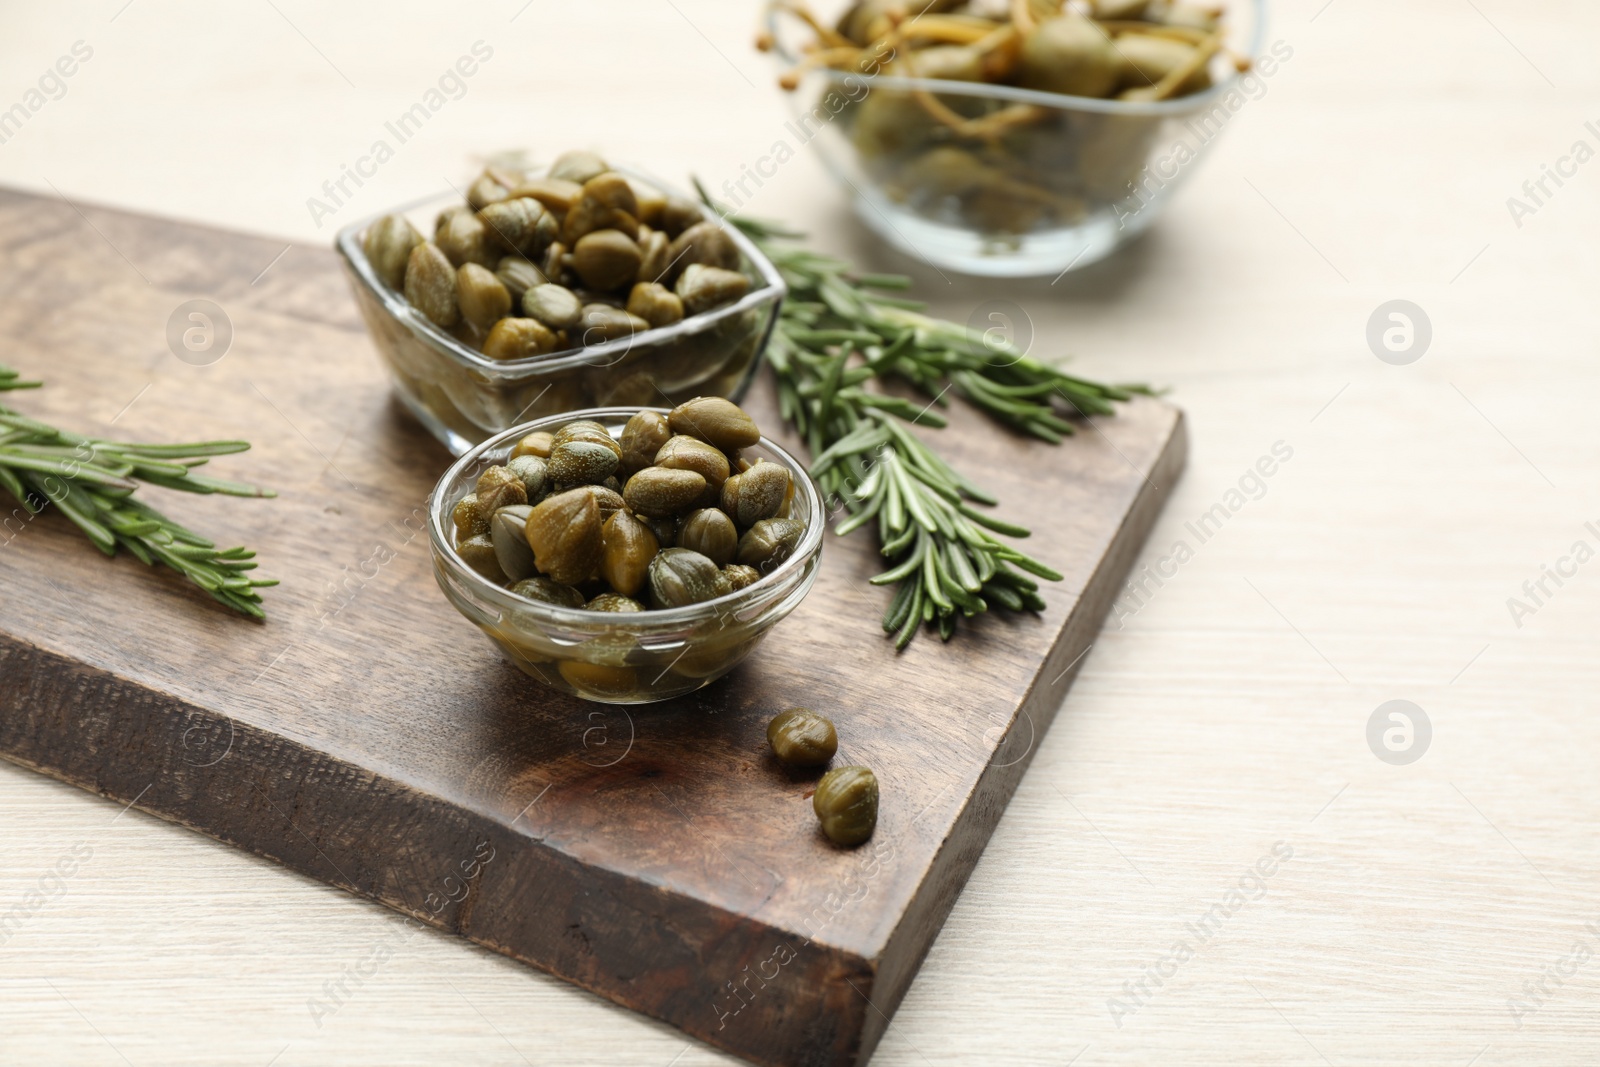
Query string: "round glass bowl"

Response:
xmin=336 ymin=171 xmax=787 ymax=456
xmin=429 ymin=408 xmax=825 ymax=704
xmin=765 ymin=0 xmax=1266 ymax=277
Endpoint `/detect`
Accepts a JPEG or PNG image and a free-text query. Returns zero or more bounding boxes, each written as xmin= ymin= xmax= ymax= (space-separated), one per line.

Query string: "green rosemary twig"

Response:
xmin=701 ymin=186 xmax=1151 ymax=647
xmin=0 ymin=363 xmax=277 ymax=617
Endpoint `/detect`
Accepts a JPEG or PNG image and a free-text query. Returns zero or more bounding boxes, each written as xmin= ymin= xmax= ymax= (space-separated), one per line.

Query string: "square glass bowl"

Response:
xmin=336 ymin=173 xmax=786 ymax=455
xmin=429 ymin=408 xmax=825 ymax=704
xmin=765 ymin=0 xmax=1266 ymax=277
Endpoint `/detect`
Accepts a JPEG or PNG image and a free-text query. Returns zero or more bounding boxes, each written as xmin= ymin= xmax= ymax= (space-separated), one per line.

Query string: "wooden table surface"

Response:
xmin=2 ymin=2 xmax=1596 ymax=1065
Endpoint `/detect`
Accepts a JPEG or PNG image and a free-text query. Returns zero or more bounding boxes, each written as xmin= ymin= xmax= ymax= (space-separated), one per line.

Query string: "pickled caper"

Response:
xmin=403 ymin=242 xmax=459 ymax=328
xmin=506 ymin=455 xmax=548 ymax=499
xmin=599 ymin=509 xmax=658 ymax=597
xmin=668 ymin=396 xmax=762 ymax=450
xmin=648 ymin=547 xmax=721 ymax=608
xmin=623 ymin=466 xmax=707 ymax=518
xmin=364 ymin=214 xmax=422 ymax=290
xmin=510 ymin=430 xmax=554 ymax=459
xmin=587 ymin=593 xmax=645 ymax=613
xmin=547 ymin=439 xmax=620 ymax=486
xmin=767 ymin=709 xmax=837 ymax=768
xmin=737 ymin=518 xmax=804 ymax=570
xmin=458 ymin=263 xmax=512 ymax=332
xmin=476 ymin=465 xmax=527 ymax=514
xmin=490 ymin=504 xmax=536 ymax=582
xmin=677 ymin=508 xmax=738 ymax=567
xmin=722 ymin=461 xmax=790 ymax=527
xmin=619 ymin=409 xmax=671 ymax=476
xmin=510 ymin=576 xmax=585 ymax=608
xmin=524 ymin=488 xmax=603 ymax=586
xmin=813 ymin=766 xmax=878 ymax=846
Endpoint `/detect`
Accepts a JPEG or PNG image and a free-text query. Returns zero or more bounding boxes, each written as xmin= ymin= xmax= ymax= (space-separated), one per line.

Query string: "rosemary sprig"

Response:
xmin=702 ymin=186 xmax=1149 ymax=647
xmin=0 ymin=363 xmax=277 ymax=617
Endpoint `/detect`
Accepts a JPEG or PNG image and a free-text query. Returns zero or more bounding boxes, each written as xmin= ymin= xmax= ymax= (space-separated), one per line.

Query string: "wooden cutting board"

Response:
xmin=0 ymin=187 xmax=1184 ymax=1067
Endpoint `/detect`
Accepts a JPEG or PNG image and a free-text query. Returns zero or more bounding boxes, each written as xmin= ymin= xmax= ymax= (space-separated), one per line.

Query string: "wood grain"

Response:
xmin=0 ymin=189 xmax=1183 ymax=1067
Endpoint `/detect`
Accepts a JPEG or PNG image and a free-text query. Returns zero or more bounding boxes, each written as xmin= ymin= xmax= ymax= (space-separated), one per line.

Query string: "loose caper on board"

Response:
xmin=813 ymin=766 xmax=879 ymax=846
xmin=766 ymin=709 xmax=838 ymax=768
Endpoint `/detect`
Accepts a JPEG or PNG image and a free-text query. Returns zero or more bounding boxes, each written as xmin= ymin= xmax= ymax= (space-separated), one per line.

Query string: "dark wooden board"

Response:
xmin=0 ymin=188 xmax=1185 ymax=1067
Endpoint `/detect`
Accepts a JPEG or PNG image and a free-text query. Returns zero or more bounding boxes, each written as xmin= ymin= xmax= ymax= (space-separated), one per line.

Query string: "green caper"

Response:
xmin=623 ymin=466 xmax=707 ymax=518
xmin=619 ymin=409 xmax=672 ymax=476
xmin=558 ymin=659 xmax=637 ymax=698
xmin=662 ymin=220 xmax=739 ymax=282
xmin=548 ymin=150 xmax=610 ymax=185
xmin=587 ymin=593 xmax=645 ymax=612
xmin=482 ymin=317 xmax=558 ymax=360
xmin=668 ymin=396 xmax=762 ymax=450
xmin=578 ymin=304 xmax=647 ymax=344
xmin=626 ymin=281 xmax=684 ymax=328
xmin=572 ymin=229 xmax=642 ymax=293
xmin=644 ymin=515 xmax=679 ymax=547
xmin=547 ymin=439 xmax=620 ymax=486
xmin=490 ymin=504 xmax=536 ymax=582
xmin=452 ymin=493 xmax=489 ymax=539
xmin=657 ymin=196 xmax=703 ymax=237
xmin=655 ymin=435 xmax=730 ymax=500
xmin=363 ymin=214 xmax=422 ymax=290
xmin=457 ymin=263 xmax=512 ymax=332
xmin=524 ymin=488 xmax=603 ymax=585
xmin=467 ymin=168 xmax=516 ymax=209
xmin=719 ymin=564 xmax=761 ymax=593
xmin=570 ymin=483 xmax=626 ymax=523
xmin=648 ymin=547 xmax=721 ymax=608
xmin=509 ymin=176 xmax=584 ymax=214
xmin=767 ymin=709 xmax=838 ymax=768
xmin=599 ymin=509 xmax=658 ymax=597
xmin=479 ymin=197 xmax=556 ymax=257
xmin=506 ymin=455 xmax=548 ymax=499
xmin=522 ymin=283 xmax=584 ymax=331
xmin=403 ymin=242 xmax=459 ymax=328
xmin=551 ymin=419 xmax=616 ymax=449
xmin=457 ymin=533 xmax=507 ymax=583
xmin=737 ymin=517 xmax=804 ymax=571
xmin=1017 ymin=14 xmax=1122 ymax=98
xmin=677 ymin=508 xmax=738 ymax=567
xmin=476 ymin=464 xmax=527 ymax=514
xmin=510 ymin=431 xmax=554 ymax=459
xmin=636 ymin=231 xmax=672 ymax=287
xmin=436 ymin=207 xmax=498 ymax=268
xmin=675 ymin=264 xmax=750 ymax=315
xmin=630 ymin=180 xmax=667 ymax=227
xmin=562 ymin=172 xmax=641 ymax=244
xmin=509 ymin=576 xmax=586 ymax=608
xmin=540 ymin=241 xmax=568 ymax=283
xmin=813 ymin=766 xmax=878 ymax=846
xmin=496 ymin=256 xmax=547 ymax=303
xmin=721 ymin=461 xmax=791 ymax=527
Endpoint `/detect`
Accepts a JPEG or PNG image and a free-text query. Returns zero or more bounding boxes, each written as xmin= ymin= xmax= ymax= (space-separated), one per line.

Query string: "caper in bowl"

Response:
xmin=337 ymin=151 xmax=787 ymax=456
xmin=429 ymin=399 xmax=824 ymax=704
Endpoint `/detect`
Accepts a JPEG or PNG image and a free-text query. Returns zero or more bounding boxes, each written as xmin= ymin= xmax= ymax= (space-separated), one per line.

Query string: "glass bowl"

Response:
xmin=764 ymin=0 xmax=1267 ymax=277
xmin=428 ymin=408 xmax=825 ymax=704
xmin=336 ymin=170 xmax=787 ymax=456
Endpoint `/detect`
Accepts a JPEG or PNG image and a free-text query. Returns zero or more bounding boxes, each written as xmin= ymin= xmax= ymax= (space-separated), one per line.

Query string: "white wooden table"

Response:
xmin=3 ymin=2 xmax=1597 ymax=1064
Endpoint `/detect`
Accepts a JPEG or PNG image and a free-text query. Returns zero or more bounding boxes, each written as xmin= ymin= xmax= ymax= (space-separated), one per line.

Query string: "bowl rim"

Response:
xmin=335 ymin=166 xmax=789 ymax=380
xmin=764 ymin=0 xmax=1269 ymax=117
xmin=429 ymin=406 xmax=827 ymax=628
